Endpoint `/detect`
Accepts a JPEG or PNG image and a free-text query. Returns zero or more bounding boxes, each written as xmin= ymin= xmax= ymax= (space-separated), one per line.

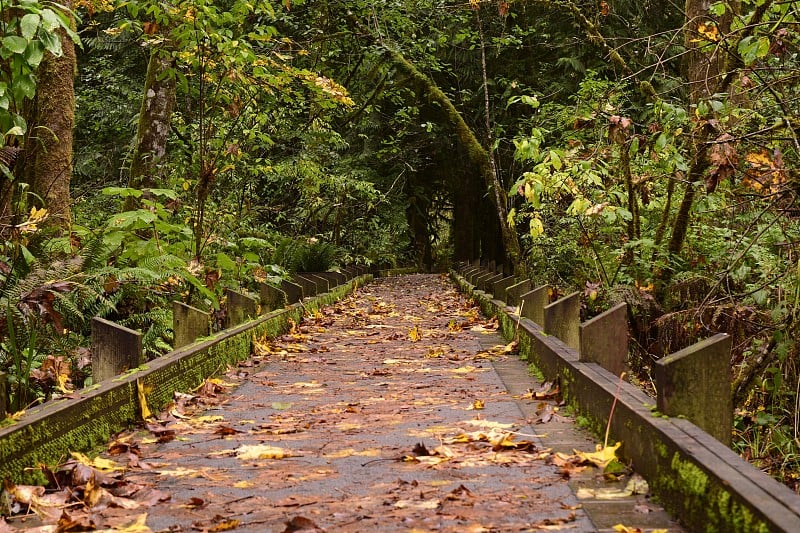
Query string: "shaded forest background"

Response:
xmin=2 ymin=0 xmax=800 ymax=490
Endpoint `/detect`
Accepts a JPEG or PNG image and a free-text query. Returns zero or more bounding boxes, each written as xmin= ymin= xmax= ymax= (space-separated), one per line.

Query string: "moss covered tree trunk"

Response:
xmin=386 ymin=49 xmax=526 ymax=277
xmin=129 ymin=49 xmax=176 ymax=193
xmin=21 ymin=1 xmax=76 ymax=231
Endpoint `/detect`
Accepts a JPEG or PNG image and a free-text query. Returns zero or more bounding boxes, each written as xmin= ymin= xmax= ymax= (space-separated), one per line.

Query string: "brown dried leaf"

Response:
xmin=282 ymin=515 xmax=325 ymax=532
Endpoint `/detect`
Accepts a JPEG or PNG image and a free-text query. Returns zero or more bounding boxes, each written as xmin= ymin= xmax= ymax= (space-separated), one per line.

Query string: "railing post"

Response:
xmin=492 ymin=276 xmax=517 ymax=302
xmin=543 ymin=292 xmax=581 ymax=351
xmin=519 ymin=285 xmax=549 ymax=326
xmin=506 ymin=280 xmax=532 ymax=307
xmin=173 ymin=302 xmax=211 ymax=349
xmin=281 ymin=280 xmax=304 ymax=303
xmin=304 ymin=273 xmax=330 ymax=293
xmin=472 ymin=270 xmax=493 ymax=289
xmin=292 ymin=275 xmax=317 ymax=297
xmin=259 ymin=283 xmax=287 ymax=313
xmin=92 ymin=317 xmax=143 ymax=382
xmin=580 ymin=303 xmax=628 ymax=377
xmin=468 ymin=268 xmax=488 ymax=285
xmin=655 ymin=333 xmax=733 ymax=445
xmin=225 ymin=289 xmax=258 ymax=328
xmin=481 ymin=273 xmax=505 ymax=292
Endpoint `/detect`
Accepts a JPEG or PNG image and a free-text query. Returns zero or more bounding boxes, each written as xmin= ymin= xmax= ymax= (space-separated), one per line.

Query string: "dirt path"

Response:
xmin=4 ymin=274 xmax=683 ymax=532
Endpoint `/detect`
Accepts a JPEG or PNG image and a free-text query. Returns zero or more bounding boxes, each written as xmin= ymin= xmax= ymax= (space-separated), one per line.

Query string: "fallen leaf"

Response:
xmin=445 ymin=484 xmax=473 ymax=500
xmin=282 ymin=516 xmax=324 ymax=532
xmin=214 ymin=425 xmax=241 ymax=436
xmin=575 ymin=441 xmax=622 ymax=469
xmin=235 ymin=444 xmax=293 ymax=460
xmin=425 ymin=347 xmax=445 ymax=358
xmin=95 ymin=513 xmax=153 ymax=533
xmin=577 ymin=486 xmax=634 ymax=500
xmin=136 ymin=379 xmax=152 ymax=419
xmin=324 ymin=448 xmax=380 ymax=458
xmin=411 ymin=442 xmax=431 ymax=456
xmin=182 ymin=497 xmax=206 ymax=509
xmin=612 ymin=525 xmax=644 ymax=533
xmin=208 ymin=519 xmax=241 ymax=532
xmin=408 ymin=325 xmax=422 ymax=342
xmin=155 ymin=468 xmax=203 ymax=478
xmin=464 ymin=419 xmax=515 ymax=430
xmin=451 ymin=365 xmax=481 ymax=374
xmin=71 ymin=452 xmax=125 ymax=472
xmin=190 ymin=415 xmax=225 ymax=424
xmin=394 ymin=499 xmax=440 ymax=510
xmin=517 ymin=382 xmax=560 ymax=400
xmin=529 ymin=513 xmax=577 ymax=529
xmin=84 ymin=476 xmax=141 ymax=510
xmin=625 ymin=474 xmax=649 ymax=495
xmin=467 ymin=399 xmax=485 ymax=410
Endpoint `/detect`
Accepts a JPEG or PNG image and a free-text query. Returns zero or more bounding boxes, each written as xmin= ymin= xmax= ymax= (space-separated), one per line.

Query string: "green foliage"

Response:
xmin=73 ymin=24 xmax=146 ymax=188
xmin=273 ymin=237 xmax=342 ymax=273
xmin=0 ymin=0 xmax=81 ymax=147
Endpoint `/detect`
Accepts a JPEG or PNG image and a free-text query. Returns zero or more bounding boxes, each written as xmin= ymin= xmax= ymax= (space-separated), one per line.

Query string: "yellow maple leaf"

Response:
xmin=56 ymin=372 xmax=72 ymax=393
xmin=489 ymin=431 xmax=520 ymax=448
xmin=71 ymin=452 xmax=125 ymax=472
xmin=136 ymin=379 xmax=152 ymax=419
xmin=468 ymin=399 xmax=485 ymax=410
xmin=409 ymin=325 xmax=422 ymax=342
xmin=235 ymin=444 xmax=292 ymax=460
xmin=746 ymin=150 xmax=772 ymax=167
xmin=575 ymin=441 xmax=622 ymax=469
xmin=189 ymin=415 xmax=225 ymax=425
xmin=452 ymin=365 xmax=481 ymax=374
xmin=426 ymin=347 xmax=445 ymax=358
xmin=96 ymin=513 xmax=153 ymax=533
xmin=28 ymin=206 xmax=48 ymax=223
xmin=697 ymin=22 xmax=719 ymax=41
xmin=613 ymin=525 xmax=665 ymax=533
xmin=207 ymin=377 xmax=237 ymax=388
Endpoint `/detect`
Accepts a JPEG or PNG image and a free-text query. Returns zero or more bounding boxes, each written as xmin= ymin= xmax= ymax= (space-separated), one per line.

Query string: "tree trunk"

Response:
xmin=22 ymin=1 xmax=76 ymax=231
xmin=128 ymin=49 xmax=176 ymax=192
xmin=385 ymin=49 xmax=527 ymax=277
xmin=452 ymin=159 xmax=481 ymax=261
xmin=667 ymin=0 xmax=738 ymax=256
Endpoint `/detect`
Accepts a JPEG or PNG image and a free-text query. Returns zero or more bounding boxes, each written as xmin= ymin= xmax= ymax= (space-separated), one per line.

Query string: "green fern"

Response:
xmin=273 ymin=237 xmax=343 ymax=272
xmin=119 ymin=307 xmax=173 ymax=360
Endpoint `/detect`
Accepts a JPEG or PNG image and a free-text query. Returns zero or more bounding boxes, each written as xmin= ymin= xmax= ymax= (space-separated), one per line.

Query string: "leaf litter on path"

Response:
xmin=2 ymin=274 xmax=631 ymax=531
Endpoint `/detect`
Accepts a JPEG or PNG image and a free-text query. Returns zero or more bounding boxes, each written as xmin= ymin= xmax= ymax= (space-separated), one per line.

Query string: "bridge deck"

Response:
xmin=5 ymin=274 xmax=684 ymax=531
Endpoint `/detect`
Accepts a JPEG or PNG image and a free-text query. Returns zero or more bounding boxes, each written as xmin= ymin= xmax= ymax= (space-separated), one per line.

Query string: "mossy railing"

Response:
xmin=0 ymin=268 xmax=372 ymax=484
xmin=452 ymin=262 xmax=800 ymax=533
